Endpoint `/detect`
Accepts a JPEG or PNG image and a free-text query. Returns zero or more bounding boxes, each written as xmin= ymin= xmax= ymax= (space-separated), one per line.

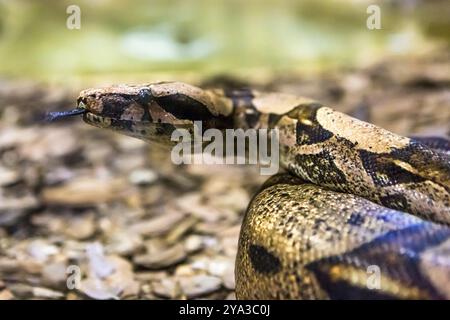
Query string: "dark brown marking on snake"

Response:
xmin=110 ymin=118 xmax=133 ymax=132
xmin=392 ymin=141 xmax=450 ymax=192
xmin=359 ymin=149 xmax=426 ymax=187
xmin=154 ymin=123 xmax=178 ymax=136
xmin=379 ymin=194 xmax=410 ymax=212
xmin=347 ymin=213 xmax=365 ymax=226
xmin=293 ymin=105 xmax=334 ymax=145
xmin=295 ymin=151 xmax=347 ymax=185
xmin=309 ymin=269 xmax=400 ymax=299
xmin=154 ymin=94 xmax=215 ymax=121
xmin=358 ymin=139 xmax=450 ymax=192
xmin=248 ymin=244 xmax=281 ymax=274
xmin=296 ymin=121 xmax=334 ymax=145
xmin=306 ymin=223 xmax=450 ymax=299
xmin=102 ymin=90 xmax=152 ymax=122
xmin=98 ymin=95 xmax=137 ymax=120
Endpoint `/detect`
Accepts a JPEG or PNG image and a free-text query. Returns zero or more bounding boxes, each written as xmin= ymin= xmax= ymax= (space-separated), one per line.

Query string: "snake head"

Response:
xmin=78 ymin=81 xmax=233 ymax=145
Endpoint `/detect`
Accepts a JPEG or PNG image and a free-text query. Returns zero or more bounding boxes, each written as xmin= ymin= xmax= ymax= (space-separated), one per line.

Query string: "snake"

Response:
xmin=48 ymin=81 xmax=450 ymax=299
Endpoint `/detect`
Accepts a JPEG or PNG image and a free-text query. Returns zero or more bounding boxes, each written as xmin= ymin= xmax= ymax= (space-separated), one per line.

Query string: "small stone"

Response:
xmin=144 ymin=238 xmax=167 ymax=253
xmin=220 ymin=228 xmax=240 ymax=257
xmin=19 ymin=127 xmax=78 ymax=161
xmin=195 ymin=221 xmax=231 ymax=235
xmin=134 ymin=271 xmax=167 ymax=282
xmin=153 ymin=278 xmax=182 ymax=299
xmin=207 ymin=257 xmax=234 ymax=278
xmin=42 ymin=260 xmax=68 ymax=286
xmin=0 ymin=167 xmax=19 ymax=186
xmin=0 ymin=194 xmax=39 ymax=211
xmin=105 ymin=256 xmax=140 ymax=299
xmin=66 ymin=292 xmax=81 ymax=300
xmin=116 ymin=135 xmax=147 ymax=151
xmin=209 ymin=188 xmax=250 ymax=213
xmin=174 ymin=264 xmax=196 ymax=277
xmin=0 ymin=258 xmax=19 ymax=273
xmin=31 ymin=213 xmax=64 ymax=233
xmin=218 ymin=224 xmax=242 ymax=238
xmin=7 ymin=283 xmax=33 ymax=298
xmin=63 ymin=213 xmax=96 ymax=240
xmin=44 ymin=167 xmax=75 ymax=185
xmin=0 ymin=210 xmax=26 ymax=227
xmin=175 ymin=194 xmax=225 ymax=223
xmin=165 ymin=216 xmax=198 ymax=244
xmin=19 ymin=259 xmax=44 ymax=274
xmin=222 ymin=267 xmax=235 ymax=290
xmin=42 ymin=177 xmax=126 ymax=206
xmin=0 ymin=289 xmax=14 ymax=300
xmin=106 ymin=231 xmax=143 ymax=256
xmin=80 ymin=252 xmax=139 ymax=300
xmin=79 ymin=278 xmax=121 ymax=300
xmin=174 ymin=275 xmax=223 ymax=299
xmin=27 ymin=240 xmax=59 ymax=262
xmin=184 ymin=235 xmax=204 ymax=253
xmin=132 ymin=185 xmax=167 ymax=207
xmin=128 ymin=211 xmax=185 ymax=237
xmin=129 ymin=169 xmax=158 ymax=185
xmin=32 ymin=287 xmax=64 ymax=299
xmin=141 ymin=284 xmax=152 ymax=294
xmin=226 ymin=292 xmax=236 ymax=300
xmin=134 ymin=243 xmax=187 ymax=269
xmin=86 ymin=242 xmax=115 ymax=278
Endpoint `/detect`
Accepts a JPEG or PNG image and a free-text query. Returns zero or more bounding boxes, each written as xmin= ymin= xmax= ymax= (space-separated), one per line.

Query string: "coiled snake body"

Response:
xmin=54 ymin=81 xmax=450 ymax=299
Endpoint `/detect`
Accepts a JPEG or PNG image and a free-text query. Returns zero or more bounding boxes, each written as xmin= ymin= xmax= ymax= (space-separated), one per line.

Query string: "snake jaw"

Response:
xmin=83 ymin=112 xmax=112 ymax=128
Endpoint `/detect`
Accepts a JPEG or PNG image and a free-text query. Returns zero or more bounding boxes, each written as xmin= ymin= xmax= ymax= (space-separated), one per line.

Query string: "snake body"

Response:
xmin=70 ymin=81 xmax=450 ymax=299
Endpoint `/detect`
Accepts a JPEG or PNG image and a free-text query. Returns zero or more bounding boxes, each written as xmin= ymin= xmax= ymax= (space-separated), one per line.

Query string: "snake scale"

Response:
xmin=50 ymin=81 xmax=450 ymax=299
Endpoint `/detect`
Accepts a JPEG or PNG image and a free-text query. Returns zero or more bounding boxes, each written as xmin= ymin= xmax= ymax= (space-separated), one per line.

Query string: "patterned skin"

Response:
xmin=237 ymin=174 xmax=450 ymax=299
xmin=60 ymin=81 xmax=450 ymax=299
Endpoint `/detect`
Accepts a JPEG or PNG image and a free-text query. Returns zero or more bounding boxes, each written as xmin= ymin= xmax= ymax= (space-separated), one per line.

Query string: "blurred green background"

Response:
xmin=0 ymin=0 xmax=449 ymax=83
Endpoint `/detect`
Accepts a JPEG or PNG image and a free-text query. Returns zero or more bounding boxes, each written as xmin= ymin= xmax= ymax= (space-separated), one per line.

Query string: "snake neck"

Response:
xmin=221 ymin=89 xmax=450 ymax=224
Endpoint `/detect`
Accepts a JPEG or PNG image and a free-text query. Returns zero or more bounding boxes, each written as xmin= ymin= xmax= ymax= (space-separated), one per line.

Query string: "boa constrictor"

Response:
xmin=50 ymin=81 xmax=450 ymax=299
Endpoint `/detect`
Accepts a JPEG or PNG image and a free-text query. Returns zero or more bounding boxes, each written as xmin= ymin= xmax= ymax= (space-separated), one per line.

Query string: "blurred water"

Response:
xmin=120 ymin=25 xmax=217 ymax=61
xmin=0 ymin=0 xmax=448 ymax=82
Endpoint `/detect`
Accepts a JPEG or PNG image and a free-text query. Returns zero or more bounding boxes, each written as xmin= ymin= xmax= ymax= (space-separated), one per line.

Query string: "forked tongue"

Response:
xmin=46 ymin=107 xmax=86 ymax=122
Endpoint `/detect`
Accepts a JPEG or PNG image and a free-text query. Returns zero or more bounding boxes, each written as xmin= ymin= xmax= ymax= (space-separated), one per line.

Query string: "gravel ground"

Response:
xmin=0 ymin=51 xmax=449 ymax=299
